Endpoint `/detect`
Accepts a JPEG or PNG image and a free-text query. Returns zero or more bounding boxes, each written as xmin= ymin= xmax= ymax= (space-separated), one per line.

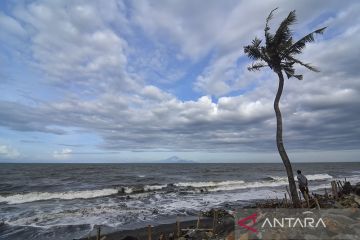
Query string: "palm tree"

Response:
xmin=243 ymin=8 xmax=326 ymax=207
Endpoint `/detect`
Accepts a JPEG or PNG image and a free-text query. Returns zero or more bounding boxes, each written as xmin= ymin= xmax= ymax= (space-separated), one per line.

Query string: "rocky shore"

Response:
xmin=82 ymin=181 xmax=360 ymax=240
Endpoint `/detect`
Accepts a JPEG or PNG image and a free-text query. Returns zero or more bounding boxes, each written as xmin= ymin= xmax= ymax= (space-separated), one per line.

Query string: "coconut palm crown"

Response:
xmin=244 ymin=8 xmax=326 ymax=78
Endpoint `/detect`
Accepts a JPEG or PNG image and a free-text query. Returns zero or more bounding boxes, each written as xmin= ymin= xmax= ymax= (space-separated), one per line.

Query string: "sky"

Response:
xmin=0 ymin=0 xmax=359 ymax=163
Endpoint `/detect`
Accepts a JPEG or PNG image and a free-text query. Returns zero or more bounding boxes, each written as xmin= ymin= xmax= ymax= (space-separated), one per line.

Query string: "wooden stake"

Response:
xmin=96 ymin=226 xmax=101 ymax=240
xmin=337 ymin=181 xmax=343 ymax=190
xmin=196 ymin=214 xmax=201 ymax=229
xmin=304 ymin=191 xmax=310 ymax=208
xmin=147 ymin=225 xmax=152 ymax=240
xmin=176 ymin=219 xmax=180 ymax=238
xmin=314 ymin=197 xmax=320 ymax=210
xmin=331 ymin=181 xmax=336 ymax=198
xmin=212 ymin=210 xmax=217 ymax=233
xmin=331 ymin=181 xmax=339 ymax=199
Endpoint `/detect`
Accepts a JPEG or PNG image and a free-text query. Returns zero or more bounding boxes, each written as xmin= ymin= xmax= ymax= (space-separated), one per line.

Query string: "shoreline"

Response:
xmin=81 ymin=211 xmax=235 ymax=240
xmin=80 ymin=180 xmax=360 ymax=240
xmin=1 ymin=165 xmax=359 ymax=240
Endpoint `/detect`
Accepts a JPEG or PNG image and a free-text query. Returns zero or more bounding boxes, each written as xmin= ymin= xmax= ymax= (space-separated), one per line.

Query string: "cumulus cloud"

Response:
xmin=0 ymin=0 xmax=359 ymax=156
xmin=0 ymin=145 xmax=20 ymax=158
xmin=130 ymin=0 xmax=351 ymax=96
xmin=9 ymin=0 xmax=138 ymax=94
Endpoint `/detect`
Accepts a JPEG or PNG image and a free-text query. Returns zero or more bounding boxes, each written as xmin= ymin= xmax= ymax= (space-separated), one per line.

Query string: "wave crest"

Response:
xmin=0 ymin=188 xmax=119 ymax=204
xmin=268 ymin=173 xmax=333 ymax=182
xmin=174 ymin=180 xmax=245 ymax=188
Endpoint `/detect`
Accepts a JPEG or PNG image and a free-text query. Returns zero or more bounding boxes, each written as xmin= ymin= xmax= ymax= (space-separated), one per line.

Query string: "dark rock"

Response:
xmin=353 ymin=182 xmax=360 ymax=196
xmin=165 ymin=183 xmax=177 ymax=193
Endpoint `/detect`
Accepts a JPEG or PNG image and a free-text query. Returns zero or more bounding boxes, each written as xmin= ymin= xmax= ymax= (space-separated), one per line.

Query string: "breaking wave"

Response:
xmin=0 ymin=188 xmax=120 ymax=204
xmin=174 ymin=173 xmax=334 ymax=192
xmin=268 ymin=173 xmax=333 ymax=182
xmin=173 ymin=179 xmax=287 ymax=192
xmin=0 ymin=174 xmax=334 ymax=204
xmin=306 ymin=173 xmax=333 ymax=180
xmin=0 ymin=184 xmax=170 ymax=204
xmin=174 ymin=180 xmax=245 ymax=188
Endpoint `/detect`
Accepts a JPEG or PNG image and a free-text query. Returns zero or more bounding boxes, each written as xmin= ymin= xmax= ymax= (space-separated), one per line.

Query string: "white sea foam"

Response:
xmin=123 ymin=187 xmax=133 ymax=194
xmin=311 ymin=183 xmax=332 ymax=191
xmin=0 ymin=188 xmax=119 ymax=204
xmin=306 ymin=173 xmax=333 ymax=181
xmin=269 ymin=173 xmax=333 ymax=182
xmin=175 ymin=178 xmax=287 ymax=192
xmin=143 ymin=184 xmax=167 ymax=191
xmin=209 ymin=179 xmax=289 ymax=192
xmin=174 ymin=180 xmax=245 ymax=188
xmin=174 ymin=173 xmax=334 ymax=192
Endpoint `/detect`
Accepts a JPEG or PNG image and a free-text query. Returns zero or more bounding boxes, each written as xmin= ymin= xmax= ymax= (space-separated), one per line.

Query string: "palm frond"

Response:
xmin=260 ymin=46 xmax=270 ymax=63
xmin=265 ymin=8 xmax=278 ymax=45
xmin=244 ymin=37 xmax=264 ymax=61
xmin=281 ymin=64 xmax=303 ymax=80
xmin=293 ymin=74 xmax=303 ymax=80
xmin=266 ymin=8 xmax=278 ymax=27
xmin=286 ymin=56 xmax=320 ymax=72
xmin=248 ymin=62 xmax=268 ymax=71
xmin=272 ymin=10 xmax=296 ymax=48
xmin=286 ymin=27 xmax=327 ymax=55
xmin=282 ymin=64 xmax=295 ymax=79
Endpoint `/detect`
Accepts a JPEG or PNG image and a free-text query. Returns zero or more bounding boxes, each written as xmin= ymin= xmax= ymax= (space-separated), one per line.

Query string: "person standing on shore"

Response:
xmin=297 ymin=170 xmax=309 ymax=199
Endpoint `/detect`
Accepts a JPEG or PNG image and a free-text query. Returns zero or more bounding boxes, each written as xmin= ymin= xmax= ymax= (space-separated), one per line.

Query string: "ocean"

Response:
xmin=0 ymin=162 xmax=359 ymax=239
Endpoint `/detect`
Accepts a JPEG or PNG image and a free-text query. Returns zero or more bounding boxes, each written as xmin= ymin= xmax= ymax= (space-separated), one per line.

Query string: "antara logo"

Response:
xmin=237 ymin=211 xmax=326 ymax=233
xmin=237 ymin=213 xmax=257 ymax=233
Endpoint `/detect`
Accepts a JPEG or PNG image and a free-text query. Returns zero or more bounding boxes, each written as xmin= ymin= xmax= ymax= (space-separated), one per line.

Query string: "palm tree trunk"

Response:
xmin=274 ymin=71 xmax=301 ymax=207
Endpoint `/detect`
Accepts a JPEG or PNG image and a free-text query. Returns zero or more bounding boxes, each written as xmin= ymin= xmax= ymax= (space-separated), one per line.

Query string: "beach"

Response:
xmin=1 ymin=162 xmax=360 ymax=240
xmin=82 ymin=216 xmax=234 ymax=240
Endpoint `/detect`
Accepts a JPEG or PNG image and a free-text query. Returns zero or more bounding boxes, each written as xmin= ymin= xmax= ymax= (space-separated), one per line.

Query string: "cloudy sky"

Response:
xmin=0 ymin=0 xmax=359 ymax=163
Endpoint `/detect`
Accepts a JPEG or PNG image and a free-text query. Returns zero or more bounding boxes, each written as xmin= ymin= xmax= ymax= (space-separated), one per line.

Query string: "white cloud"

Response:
xmin=10 ymin=0 xmax=137 ymax=93
xmin=0 ymin=0 xmax=359 ymax=155
xmin=0 ymin=145 xmax=20 ymax=158
xmin=0 ymin=12 xmax=26 ymax=37
xmin=53 ymin=148 xmax=72 ymax=159
xmin=130 ymin=0 xmax=355 ymax=96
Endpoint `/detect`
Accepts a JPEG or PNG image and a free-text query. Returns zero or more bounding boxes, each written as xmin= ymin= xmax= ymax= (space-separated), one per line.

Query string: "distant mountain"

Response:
xmin=158 ymin=156 xmax=196 ymax=163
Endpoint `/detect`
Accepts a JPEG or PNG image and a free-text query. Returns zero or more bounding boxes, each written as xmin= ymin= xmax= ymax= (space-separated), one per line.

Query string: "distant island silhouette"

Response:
xmin=157 ymin=156 xmax=196 ymax=163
